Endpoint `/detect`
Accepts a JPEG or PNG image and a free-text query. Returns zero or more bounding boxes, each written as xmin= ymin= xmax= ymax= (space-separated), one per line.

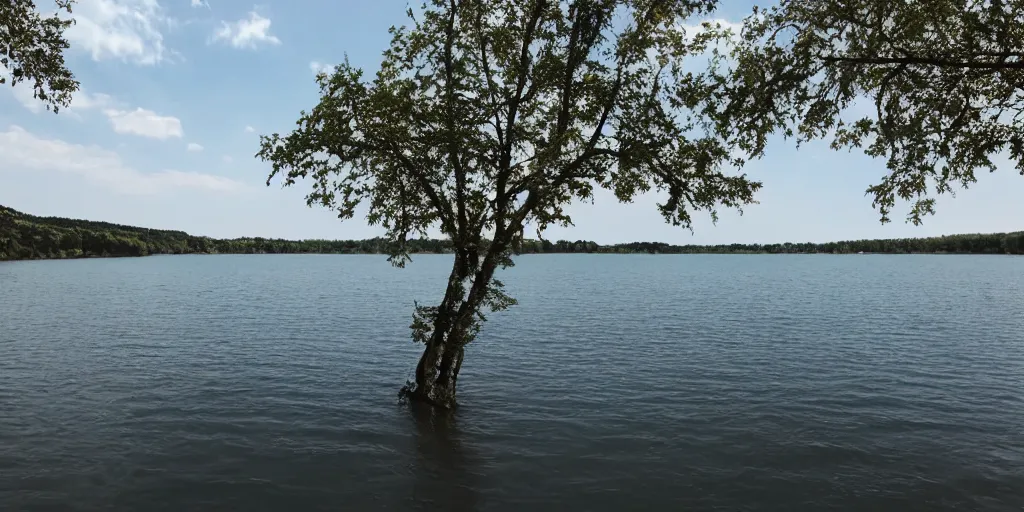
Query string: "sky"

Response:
xmin=2 ymin=0 xmax=1022 ymax=245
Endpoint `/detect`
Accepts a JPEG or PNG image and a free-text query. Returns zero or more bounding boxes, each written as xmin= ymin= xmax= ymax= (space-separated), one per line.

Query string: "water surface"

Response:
xmin=2 ymin=254 xmax=1023 ymax=511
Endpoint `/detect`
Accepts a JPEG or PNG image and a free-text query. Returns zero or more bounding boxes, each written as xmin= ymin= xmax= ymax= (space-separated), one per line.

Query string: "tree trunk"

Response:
xmin=402 ymin=250 xmax=473 ymax=409
xmin=405 ymin=312 xmax=471 ymax=409
xmin=401 ymin=240 xmax=506 ymax=409
xmin=433 ymin=340 xmax=465 ymax=405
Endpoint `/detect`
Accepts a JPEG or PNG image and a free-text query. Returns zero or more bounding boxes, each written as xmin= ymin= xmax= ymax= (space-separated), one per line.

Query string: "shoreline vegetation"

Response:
xmin=2 ymin=205 xmax=1023 ymax=262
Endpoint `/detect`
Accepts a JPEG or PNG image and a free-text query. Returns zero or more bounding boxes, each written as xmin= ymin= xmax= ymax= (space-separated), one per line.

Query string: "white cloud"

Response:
xmin=65 ymin=0 xmax=170 ymax=65
xmin=309 ymin=61 xmax=332 ymax=75
xmin=640 ymin=18 xmax=744 ymax=73
xmin=677 ymin=18 xmax=744 ymax=43
xmin=4 ymin=83 xmax=188 ymax=143
xmin=104 ymin=108 xmax=183 ymax=139
xmin=12 ymin=90 xmax=115 ymax=119
xmin=190 ymin=0 xmax=208 ymax=7
xmin=2 ymin=61 xmax=116 ymax=114
xmin=72 ymin=91 xmax=117 ymax=111
xmin=675 ymin=18 xmax=744 ymax=61
xmin=187 ymin=142 xmax=204 ymax=152
xmin=10 ymin=85 xmax=45 ymax=113
xmin=0 ymin=125 xmax=244 ymax=194
xmin=212 ymin=11 xmax=280 ymax=49
xmin=244 ymin=125 xmax=255 ymax=133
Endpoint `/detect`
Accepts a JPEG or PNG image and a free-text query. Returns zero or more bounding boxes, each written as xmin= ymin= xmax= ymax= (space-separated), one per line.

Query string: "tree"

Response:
xmin=258 ymin=0 xmax=761 ymax=408
xmin=714 ymin=0 xmax=1024 ymax=225
xmin=1 ymin=0 xmax=79 ymax=113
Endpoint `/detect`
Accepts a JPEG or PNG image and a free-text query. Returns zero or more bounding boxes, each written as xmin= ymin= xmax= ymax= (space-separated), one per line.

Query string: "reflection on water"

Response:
xmin=409 ymin=403 xmax=480 ymax=511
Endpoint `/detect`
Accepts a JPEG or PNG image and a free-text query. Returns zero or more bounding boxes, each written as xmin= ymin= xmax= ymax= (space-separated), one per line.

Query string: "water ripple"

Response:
xmin=1 ymin=254 xmax=1023 ymax=511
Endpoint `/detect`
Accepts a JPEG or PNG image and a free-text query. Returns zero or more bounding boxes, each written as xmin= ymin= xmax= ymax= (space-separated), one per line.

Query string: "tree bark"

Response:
xmin=403 ymin=249 xmax=475 ymax=409
xmin=406 ymin=311 xmax=471 ymax=409
xmin=432 ymin=338 xmax=466 ymax=408
xmin=403 ymin=237 xmax=510 ymax=409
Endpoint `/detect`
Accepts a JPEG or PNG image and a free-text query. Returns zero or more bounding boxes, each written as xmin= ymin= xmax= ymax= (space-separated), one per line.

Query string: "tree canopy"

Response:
xmin=258 ymin=0 xmax=1024 ymax=408
xmin=258 ymin=0 xmax=762 ymax=407
xmin=715 ymin=0 xmax=1024 ymax=225
xmin=0 ymin=0 xmax=79 ymax=113
xmin=260 ymin=1 xmax=761 ymax=257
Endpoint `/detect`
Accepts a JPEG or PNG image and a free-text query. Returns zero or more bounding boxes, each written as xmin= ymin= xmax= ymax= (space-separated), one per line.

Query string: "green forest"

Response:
xmin=2 ymin=204 xmax=1023 ymax=261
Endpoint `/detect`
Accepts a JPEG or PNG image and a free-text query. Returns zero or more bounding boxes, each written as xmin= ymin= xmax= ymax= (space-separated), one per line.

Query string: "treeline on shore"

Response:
xmin=2 ymin=205 xmax=1023 ymax=261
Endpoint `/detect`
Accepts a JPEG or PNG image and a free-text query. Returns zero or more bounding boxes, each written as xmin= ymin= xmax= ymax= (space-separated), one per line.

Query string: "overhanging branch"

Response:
xmin=819 ymin=53 xmax=1024 ymax=70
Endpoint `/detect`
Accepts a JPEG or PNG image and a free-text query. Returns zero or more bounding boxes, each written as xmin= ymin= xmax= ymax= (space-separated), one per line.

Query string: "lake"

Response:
xmin=1 ymin=254 xmax=1023 ymax=511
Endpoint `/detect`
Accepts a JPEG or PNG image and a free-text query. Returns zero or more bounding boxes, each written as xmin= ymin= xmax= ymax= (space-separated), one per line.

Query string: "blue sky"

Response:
xmin=2 ymin=0 xmax=1022 ymax=245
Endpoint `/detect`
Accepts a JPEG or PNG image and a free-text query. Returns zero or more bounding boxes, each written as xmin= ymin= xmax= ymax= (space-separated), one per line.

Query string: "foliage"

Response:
xmin=517 ymin=234 xmax=1024 ymax=255
xmin=0 ymin=205 xmax=445 ymax=260
xmin=5 ymin=204 xmax=1023 ymax=262
xmin=257 ymin=0 xmax=765 ymax=407
xmin=715 ymin=0 xmax=1024 ymax=225
xmin=0 ymin=0 xmax=79 ymax=113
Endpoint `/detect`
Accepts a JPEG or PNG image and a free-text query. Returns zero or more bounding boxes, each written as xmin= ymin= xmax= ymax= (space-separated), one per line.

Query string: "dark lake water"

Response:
xmin=2 ymin=254 xmax=1024 ymax=511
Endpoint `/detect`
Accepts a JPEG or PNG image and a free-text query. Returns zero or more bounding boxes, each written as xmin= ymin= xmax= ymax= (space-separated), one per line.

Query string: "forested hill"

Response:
xmin=2 ymin=205 xmax=1023 ymax=261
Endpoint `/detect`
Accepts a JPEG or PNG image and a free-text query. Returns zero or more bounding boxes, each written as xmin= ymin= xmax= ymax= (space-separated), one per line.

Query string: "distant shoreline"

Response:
xmin=4 ymin=251 xmax=1019 ymax=264
xmin=3 ymin=204 xmax=1023 ymax=261
xmin=3 ymin=248 xmax=1022 ymax=264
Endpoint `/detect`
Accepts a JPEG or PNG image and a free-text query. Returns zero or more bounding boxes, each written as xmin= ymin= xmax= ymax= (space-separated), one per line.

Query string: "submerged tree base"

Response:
xmin=399 ymin=381 xmax=458 ymax=410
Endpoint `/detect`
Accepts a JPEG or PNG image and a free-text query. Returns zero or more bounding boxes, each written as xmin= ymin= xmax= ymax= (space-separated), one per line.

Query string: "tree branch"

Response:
xmin=496 ymin=0 xmax=548 ymax=239
xmin=375 ymin=140 xmax=457 ymax=234
xmin=444 ymin=0 xmax=469 ymax=246
xmin=472 ymin=5 xmax=505 ymax=156
xmin=818 ymin=53 xmax=1024 ymax=70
